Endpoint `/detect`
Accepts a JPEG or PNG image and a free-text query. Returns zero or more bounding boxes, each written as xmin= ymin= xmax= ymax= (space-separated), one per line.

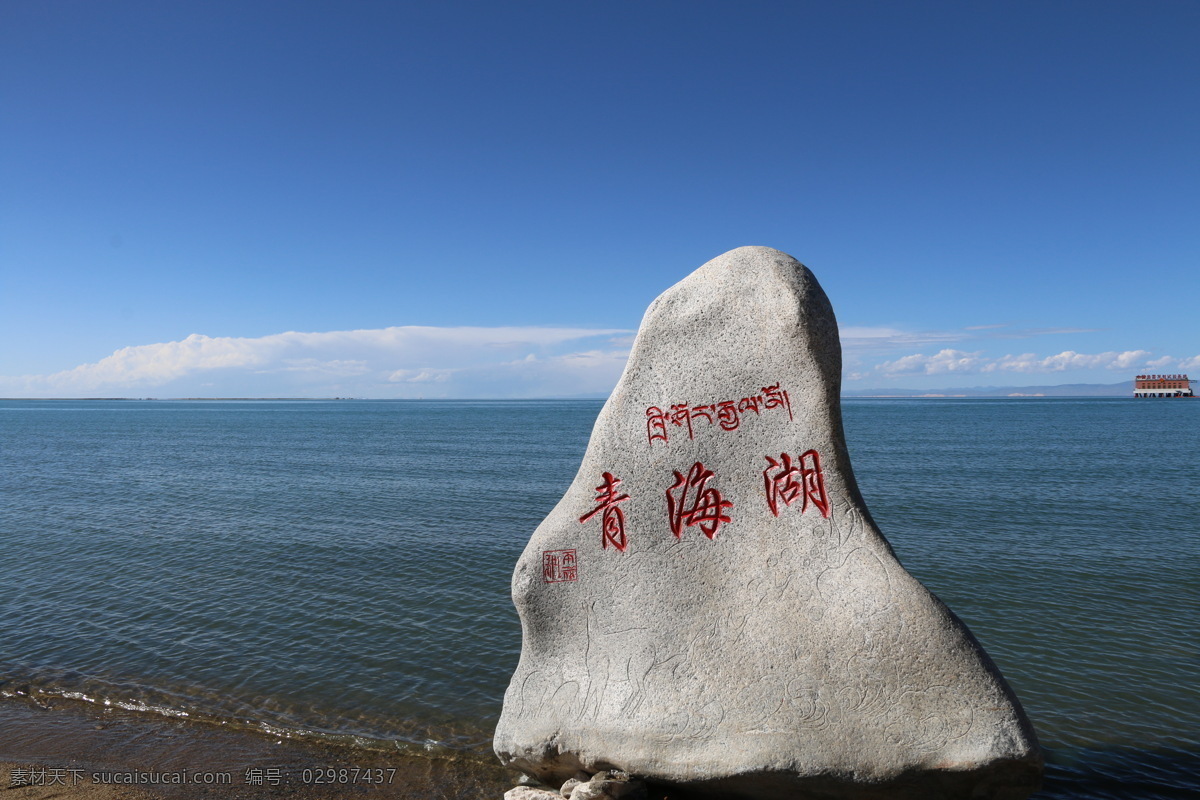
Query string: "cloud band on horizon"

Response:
xmin=0 ymin=326 xmax=634 ymax=398
xmin=873 ymin=348 xmax=1196 ymax=377
xmin=2 ymin=326 xmax=1196 ymax=397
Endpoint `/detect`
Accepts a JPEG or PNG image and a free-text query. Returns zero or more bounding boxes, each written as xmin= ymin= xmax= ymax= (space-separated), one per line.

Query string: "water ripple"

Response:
xmin=2 ymin=398 xmax=1197 ymax=797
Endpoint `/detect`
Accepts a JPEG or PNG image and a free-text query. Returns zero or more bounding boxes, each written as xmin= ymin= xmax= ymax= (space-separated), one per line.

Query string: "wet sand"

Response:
xmin=0 ymin=697 xmax=513 ymax=799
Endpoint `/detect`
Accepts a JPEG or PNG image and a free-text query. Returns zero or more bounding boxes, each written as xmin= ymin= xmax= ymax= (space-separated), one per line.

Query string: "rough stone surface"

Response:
xmin=504 ymin=786 xmax=564 ymax=800
xmin=570 ymin=771 xmax=648 ymax=800
xmin=494 ymin=246 xmax=1042 ymax=799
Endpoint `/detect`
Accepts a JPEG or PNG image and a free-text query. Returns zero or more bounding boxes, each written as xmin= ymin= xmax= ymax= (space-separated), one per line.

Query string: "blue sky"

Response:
xmin=2 ymin=1 xmax=1197 ymax=397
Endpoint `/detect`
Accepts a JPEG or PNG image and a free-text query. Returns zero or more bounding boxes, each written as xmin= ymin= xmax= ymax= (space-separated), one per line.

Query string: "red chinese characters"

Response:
xmin=646 ymin=383 xmax=793 ymax=445
xmin=572 ymin=450 xmax=827 ymax=557
xmin=666 ymin=462 xmax=734 ymax=539
xmin=542 ymin=549 xmax=578 ymax=583
xmin=579 ymin=472 xmax=631 ymax=552
xmin=763 ymin=450 xmax=830 ymax=519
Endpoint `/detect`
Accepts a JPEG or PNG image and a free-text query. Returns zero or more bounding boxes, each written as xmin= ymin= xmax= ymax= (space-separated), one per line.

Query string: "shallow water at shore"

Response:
xmin=2 ymin=397 xmax=1197 ymax=798
xmin=0 ymin=697 xmax=512 ymax=799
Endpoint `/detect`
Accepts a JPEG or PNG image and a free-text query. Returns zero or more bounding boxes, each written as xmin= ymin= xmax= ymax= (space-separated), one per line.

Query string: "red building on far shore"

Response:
xmin=1133 ymin=374 xmax=1194 ymax=398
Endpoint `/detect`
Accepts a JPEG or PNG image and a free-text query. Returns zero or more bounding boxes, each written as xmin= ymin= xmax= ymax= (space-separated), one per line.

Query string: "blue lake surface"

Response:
xmin=1 ymin=397 xmax=1196 ymax=798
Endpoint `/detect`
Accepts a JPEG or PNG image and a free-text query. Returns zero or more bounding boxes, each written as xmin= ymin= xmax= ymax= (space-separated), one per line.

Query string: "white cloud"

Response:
xmin=6 ymin=321 xmax=1192 ymax=398
xmin=387 ymin=367 xmax=457 ymax=383
xmin=838 ymin=326 xmax=964 ymax=349
xmin=0 ymin=326 xmax=632 ymax=398
xmin=984 ymin=349 xmax=1152 ymax=373
xmin=836 ymin=323 xmax=1106 ymax=351
xmin=876 ymin=349 xmax=986 ymax=376
xmin=53 ymin=332 xmax=269 ymax=387
xmin=266 ymin=359 xmax=371 ymax=376
xmin=877 ymin=348 xmax=1169 ymax=377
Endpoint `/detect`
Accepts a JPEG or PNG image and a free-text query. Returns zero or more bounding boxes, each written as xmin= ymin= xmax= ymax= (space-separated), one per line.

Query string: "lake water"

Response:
xmin=1 ymin=398 xmax=1196 ymax=798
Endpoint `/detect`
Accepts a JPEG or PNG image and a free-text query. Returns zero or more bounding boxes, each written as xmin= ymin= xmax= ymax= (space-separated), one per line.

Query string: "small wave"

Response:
xmin=0 ymin=674 xmax=496 ymax=762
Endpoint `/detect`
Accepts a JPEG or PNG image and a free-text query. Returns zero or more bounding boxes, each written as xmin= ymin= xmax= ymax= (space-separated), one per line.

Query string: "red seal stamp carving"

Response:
xmin=542 ymin=549 xmax=578 ymax=583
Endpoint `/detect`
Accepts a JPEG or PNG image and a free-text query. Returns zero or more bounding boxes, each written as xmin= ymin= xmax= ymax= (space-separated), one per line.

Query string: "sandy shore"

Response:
xmin=0 ymin=697 xmax=513 ymax=799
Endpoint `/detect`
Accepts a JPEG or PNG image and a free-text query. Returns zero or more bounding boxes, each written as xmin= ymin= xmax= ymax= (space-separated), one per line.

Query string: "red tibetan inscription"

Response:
xmin=763 ymin=449 xmax=830 ymax=519
xmin=669 ymin=404 xmax=694 ymax=440
xmin=761 ymin=383 xmax=794 ymax=421
xmin=542 ymin=549 xmax=578 ymax=583
xmin=646 ymin=383 xmax=792 ymax=445
xmin=666 ymin=462 xmax=734 ymax=539
xmin=579 ymin=472 xmax=631 ymax=552
xmin=716 ymin=400 xmax=740 ymax=431
xmin=646 ymin=407 xmax=669 ymax=444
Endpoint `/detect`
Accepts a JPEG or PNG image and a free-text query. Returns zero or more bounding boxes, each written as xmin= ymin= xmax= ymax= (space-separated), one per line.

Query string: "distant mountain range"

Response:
xmin=842 ymin=381 xmax=1132 ymax=398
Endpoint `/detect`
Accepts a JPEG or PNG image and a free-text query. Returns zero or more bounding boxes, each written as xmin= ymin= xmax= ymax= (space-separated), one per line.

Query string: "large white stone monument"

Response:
xmin=494 ymin=247 xmax=1042 ymax=799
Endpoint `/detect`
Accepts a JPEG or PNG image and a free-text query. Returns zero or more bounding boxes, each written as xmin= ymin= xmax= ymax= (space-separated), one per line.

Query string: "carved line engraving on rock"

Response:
xmin=817 ymin=548 xmax=894 ymax=606
xmin=887 ymin=685 xmax=976 ymax=753
xmin=829 ymin=504 xmax=861 ymax=549
xmin=786 ymin=674 xmax=830 ymax=730
xmin=580 ymin=603 xmax=663 ymax=723
xmin=515 ymin=669 xmax=552 ymax=719
xmin=645 ymin=382 xmax=793 ymax=445
xmin=836 ymin=652 xmax=896 ymax=719
xmin=745 ymin=555 xmax=797 ymax=605
xmin=619 ymin=646 xmax=666 ymax=719
xmin=729 ymin=675 xmax=790 ymax=734
xmin=685 ymin=698 xmax=726 ymax=741
xmin=549 ymin=680 xmax=581 ymax=718
xmin=580 ymin=605 xmax=608 ymax=722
